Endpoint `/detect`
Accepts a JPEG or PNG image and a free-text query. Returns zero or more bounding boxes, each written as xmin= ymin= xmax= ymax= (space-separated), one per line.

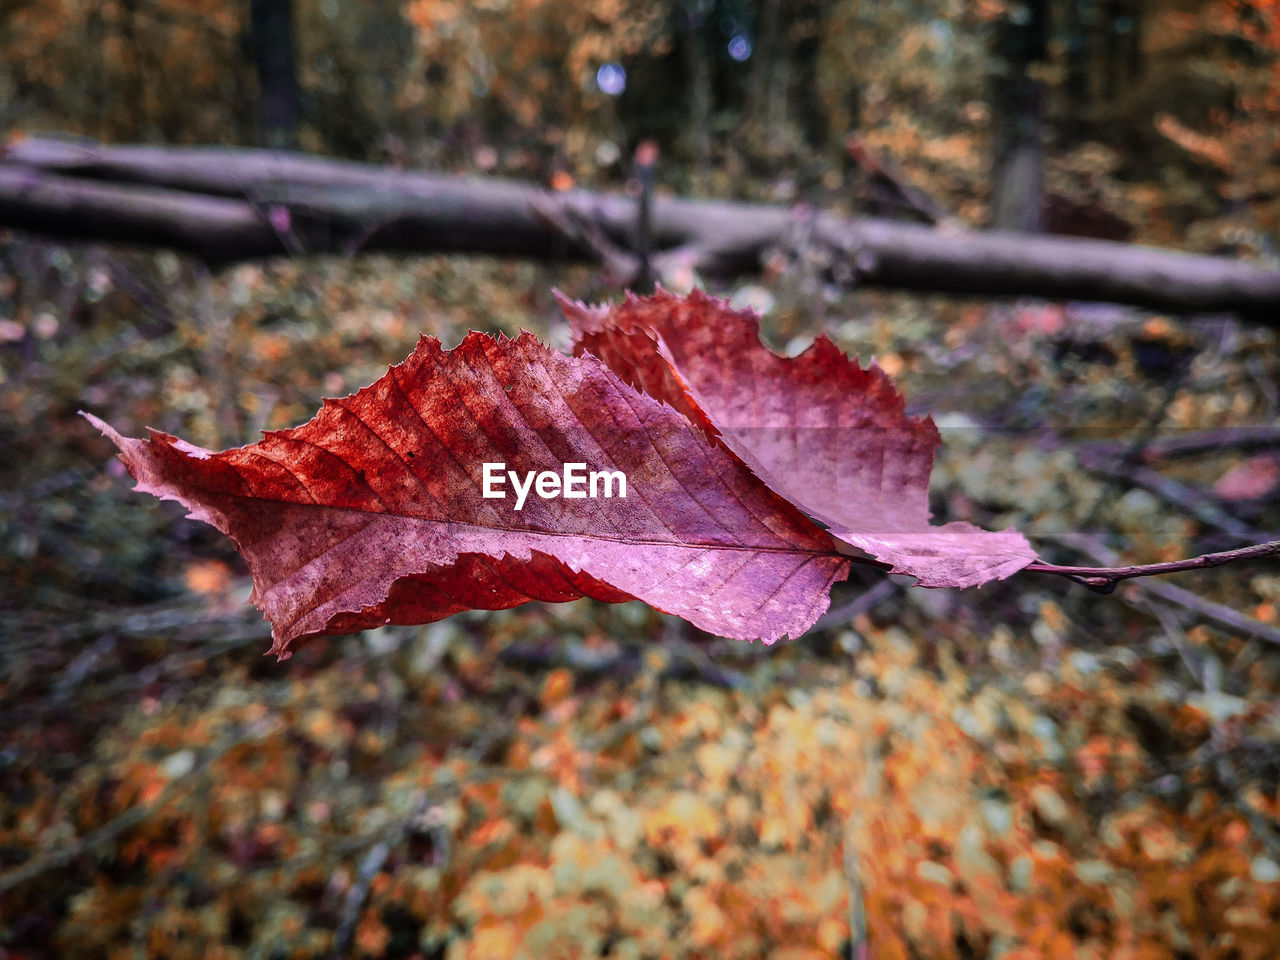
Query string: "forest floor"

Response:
xmin=2 ymin=241 xmax=1280 ymax=959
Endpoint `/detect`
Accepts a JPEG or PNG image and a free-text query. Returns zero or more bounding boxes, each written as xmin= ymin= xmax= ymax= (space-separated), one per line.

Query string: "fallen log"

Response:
xmin=2 ymin=137 xmax=1278 ymax=320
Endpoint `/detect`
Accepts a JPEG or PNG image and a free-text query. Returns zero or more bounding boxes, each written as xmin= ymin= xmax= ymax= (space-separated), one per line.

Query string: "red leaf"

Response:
xmin=86 ymin=332 xmax=848 ymax=657
xmin=563 ymin=288 xmax=1037 ymax=588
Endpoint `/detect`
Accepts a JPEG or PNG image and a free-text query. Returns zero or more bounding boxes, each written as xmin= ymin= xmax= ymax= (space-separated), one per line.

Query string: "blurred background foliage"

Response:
xmin=1 ymin=0 xmax=1278 ymax=236
xmin=2 ymin=0 xmax=1280 ymax=957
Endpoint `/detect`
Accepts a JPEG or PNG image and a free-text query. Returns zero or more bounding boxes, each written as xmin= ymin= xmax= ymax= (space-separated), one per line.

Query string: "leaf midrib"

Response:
xmin=199 ymin=484 xmax=843 ymax=559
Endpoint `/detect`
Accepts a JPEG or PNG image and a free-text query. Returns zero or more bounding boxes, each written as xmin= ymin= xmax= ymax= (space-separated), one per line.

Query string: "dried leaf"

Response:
xmin=87 ymin=331 xmax=847 ymax=656
xmin=1214 ymin=454 xmax=1280 ymax=502
xmin=563 ymin=288 xmax=1037 ymax=587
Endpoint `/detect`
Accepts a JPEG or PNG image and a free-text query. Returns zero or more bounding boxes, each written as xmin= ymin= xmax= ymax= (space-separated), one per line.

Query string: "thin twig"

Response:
xmin=0 ymin=582 xmax=262 ymax=646
xmin=1143 ymin=598 xmax=1205 ymax=686
xmin=1025 ymin=539 xmax=1280 ymax=589
xmin=1072 ymin=354 xmax=1191 ymax=537
xmin=1141 ymin=578 xmax=1280 ymax=647
xmin=814 ymin=579 xmax=899 ymax=631
xmin=1081 ymin=424 xmax=1280 ymax=463
xmin=1036 ymin=534 xmax=1280 ymax=645
xmin=329 ymin=840 xmax=391 ymax=959
xmin=529 ymin=193 xmax=638 ymax=282
xmin=1077 ymin=453 xmax=1262 ymax=542
xmin=843 ymin=738 xmax=882 ymax=960
xmin=843 ymin=838 xmax=868 ymax=960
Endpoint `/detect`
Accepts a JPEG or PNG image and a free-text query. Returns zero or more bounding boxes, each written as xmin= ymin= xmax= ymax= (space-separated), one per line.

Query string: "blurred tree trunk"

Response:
xmin=1126 ymin=0 xmax=1145 ymax=80
xmin=1102 ymin=0 xmax=1145 ymax=93
xmin=791 ymin=0 xmax=833 ymax=152
xmin=249 ymin=0 xmax=301 ymax=149
xmin=990 ymin=0 xmax=1049 ymax=232
xmin=119 ymin=0 xmax=145 ymax=141
xmin=86 ymin=3 xmax=108 ymax=139
xmin=746 ymin=0 xmax=784 ymax=141
xmin=1062 ymin=0 xmax=1095 ymax=138
xmin=682 ymin=0 xmax=712 ymax=186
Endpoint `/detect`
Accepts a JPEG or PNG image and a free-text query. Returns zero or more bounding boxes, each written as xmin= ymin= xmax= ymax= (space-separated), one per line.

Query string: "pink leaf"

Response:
xmin=1214 ymin=454 xmax=1280 ymax=502
xmin=563 ymin=288 xmax=1037 ymax=587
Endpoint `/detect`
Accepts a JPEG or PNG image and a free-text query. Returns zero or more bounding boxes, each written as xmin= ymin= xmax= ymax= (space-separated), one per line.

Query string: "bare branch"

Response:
xmin=845 ymin=133 xmax=956 ymax=226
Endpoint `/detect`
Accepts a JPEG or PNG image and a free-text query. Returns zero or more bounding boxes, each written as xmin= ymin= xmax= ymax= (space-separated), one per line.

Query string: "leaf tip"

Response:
xmin=80 ymin=409 xmax=125 ymax=448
